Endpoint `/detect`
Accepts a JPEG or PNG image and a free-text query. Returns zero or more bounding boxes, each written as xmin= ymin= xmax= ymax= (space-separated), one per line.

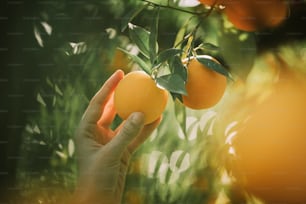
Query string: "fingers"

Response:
xmin=106 ymin=112 xmax=145 ymax=158
xmin=82 ymin=70 xmax=124 ymax=125
xmin=97 ymin=92 xmax=116 ymax=127
xmin=128 ymin=116 xmax=162 ymax=153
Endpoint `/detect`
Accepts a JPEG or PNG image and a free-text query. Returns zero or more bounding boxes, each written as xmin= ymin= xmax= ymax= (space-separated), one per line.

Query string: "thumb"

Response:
xmin=107 ymin=112 xmax=145 ymax=158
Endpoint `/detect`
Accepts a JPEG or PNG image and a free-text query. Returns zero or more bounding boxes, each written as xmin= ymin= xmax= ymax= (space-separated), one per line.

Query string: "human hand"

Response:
xmin=72 ymin=70 xmax=161 ymax=204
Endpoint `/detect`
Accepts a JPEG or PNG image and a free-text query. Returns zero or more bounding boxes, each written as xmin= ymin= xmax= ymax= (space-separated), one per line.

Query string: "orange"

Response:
xmin=232 ymin=75 xmax=306 ymax=202
xmin=182 ymin=55 xmax=227 ymax=109
xmin=114 ymin=71 xmax=168 ymax=125
xmin=224 ymin=0 xmax=288 ymax=31
xmin=198 ymin=0 xmax=224 ymax=6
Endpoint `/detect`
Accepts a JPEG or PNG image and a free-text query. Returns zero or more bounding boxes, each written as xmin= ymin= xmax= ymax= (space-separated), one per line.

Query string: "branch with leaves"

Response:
xmin=120 ymin=0 xmax=230 ymax=101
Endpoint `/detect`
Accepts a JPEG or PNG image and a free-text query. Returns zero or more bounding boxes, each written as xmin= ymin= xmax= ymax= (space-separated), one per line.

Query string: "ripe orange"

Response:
xmin=198 ymin=0 xmax=224 ymax=6
xmin=182 ymin=56 xmax=227 ymax=109
xmin=114 ymin=71 xmax=168 ymax=125
xmin=232 ymin=75 xmax=306 ymax=202
xmin=224 ymin=0 xmax=288 ymax=31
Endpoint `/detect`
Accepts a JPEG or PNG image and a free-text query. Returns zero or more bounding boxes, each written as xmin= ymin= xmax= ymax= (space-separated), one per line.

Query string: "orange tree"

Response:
xmin=13 ymin=0 xmax=306 ymax=203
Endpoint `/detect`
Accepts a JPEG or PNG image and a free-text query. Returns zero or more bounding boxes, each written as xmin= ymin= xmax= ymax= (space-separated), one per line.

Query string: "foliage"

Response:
xmin=15 ymin=0 xmax=306 ymax=203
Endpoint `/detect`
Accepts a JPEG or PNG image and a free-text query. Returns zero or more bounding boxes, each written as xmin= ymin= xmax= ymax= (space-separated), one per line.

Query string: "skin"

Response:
xmin=71 ymin=70 xmax=161 ymax=204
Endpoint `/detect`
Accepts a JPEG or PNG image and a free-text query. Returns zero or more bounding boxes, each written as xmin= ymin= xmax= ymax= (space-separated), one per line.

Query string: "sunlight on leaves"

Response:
xmin=186 ymin=116 xmax=199 ymax=141
xmin=228 ymin=146 xmax=235 ymax=155
xmin=34 ymin=26 xmax=44 ymax=47
xmin=224 ymin=121 xmax=238 ymax=145
xmin=41 ymin=21 xmax=52 ymax=36
xmin=156 ymin=156 xmax=170 ymax=184
xmin=52 ymin=96 xmax=56 ymax=107
xmin=149 ymin=128 xmax=158 ymax=142
xmin=220 ymin=169 xmax=231 ymax=185
xmin=199 ymin=111 xmax=216 ymax=132
xmin=128 ymin=23 xmax=151 ymax=58
xmin=25 ymin=124 xmax=41 ymax=134
xmin=148 ymin=151 xmax=165 ymax=178
xmin=168 ymin=171 xmax=181 ymax=184
xmin=68 ymin=139 xmax=75 ymax=157
xmin=169 ymin=150 xmax=190 ymax=173
xmin=55 ymin=151 xmax=67 ymax=160
xmin=69 ymin=42 xmax=87 ymax=55
xmin=238 ymin=32 xmax=249 ymax=42
xmin=105 ymin=28 xmax=117 ymax=39
xmin=54 ymin=84 xmax=63 ymax=96
xmin=36 ymin=93 xmax=46 ymax=107
xmin=25 ymin=124 xmax=33 ymax=134
xmin=175 ymin=121 xmax=186 ymax=140
xmin=215 ymin=189 xmax=230 ymax=204
xmin=177 ymin=0 xmax=201 ymax=7
xmin=33 ymin=125 xmax=41 ymax=134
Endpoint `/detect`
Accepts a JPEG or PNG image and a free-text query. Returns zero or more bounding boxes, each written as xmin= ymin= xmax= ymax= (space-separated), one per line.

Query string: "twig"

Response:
xmin=141 ymin=0 xmax=208 ymax=16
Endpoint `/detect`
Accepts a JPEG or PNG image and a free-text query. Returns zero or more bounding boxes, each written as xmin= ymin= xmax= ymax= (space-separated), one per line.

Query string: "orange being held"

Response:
xmin=114 ymin=71 xmax=168 ymax=125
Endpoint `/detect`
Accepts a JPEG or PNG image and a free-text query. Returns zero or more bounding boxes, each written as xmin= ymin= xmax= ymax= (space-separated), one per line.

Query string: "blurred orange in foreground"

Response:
xmin=224 ymin=0 xmax=288 ymax=31
xmin=232 ymin=73 xmax=306 ymax=202
xmin=182 ymin=56 xmax=227 ymax=109
xmin=114 ymin=71 xmax=168 ymax=125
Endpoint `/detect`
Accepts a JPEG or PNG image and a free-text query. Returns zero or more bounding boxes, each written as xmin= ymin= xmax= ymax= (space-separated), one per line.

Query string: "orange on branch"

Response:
xmin=114 ymin=71 xmax=168 ymax=125
xmin=182 ymin=56 xmax=227 ymax=109
xmin=224 ymin=0 xmax=288 ymax=31
xmin=232 ymin=74 xmax=306 ymax=202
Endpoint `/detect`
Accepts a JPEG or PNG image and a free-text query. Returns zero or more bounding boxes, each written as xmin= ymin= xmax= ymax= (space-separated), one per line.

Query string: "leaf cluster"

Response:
xmin=120 ymin=1 xmax=230 ymax=101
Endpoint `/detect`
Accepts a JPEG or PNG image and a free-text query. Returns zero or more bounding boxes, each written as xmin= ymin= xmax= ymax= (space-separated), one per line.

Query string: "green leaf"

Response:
xmin=171 ymin=92 xmax=183 ymax=102
xmin=182 ymin=35 xmax=194 ymax=60
xmin=55 ymin=84 xmax=63 ymax=96
xmin=196 ymin=56 xmax=231 ymax=78
xmin=118 ymin=48 xmax=151 ymax=74
xmin=33 ymin=125 xmax=41 ymax=134
xmin=174 ymin=26 xmax=186 ymax=48
xmin=36 ymin=93 xmax=46 ymax=107
xmin=156 ymin=74 xmax=187 ymax=95
xmin=128 ymin=23 xmax=150 ymax=58
xmin=121 ymin=4 xmax=149 ymax=32
xmin=155 ymin=48 xmax=182 ymax=65
xmin=68 ymin=139 xmax=75 ymax=157
xmin=169 ymin=56 xmax=187 ymax=81
xmin=149 ymin=8 xmax=159 ymax=64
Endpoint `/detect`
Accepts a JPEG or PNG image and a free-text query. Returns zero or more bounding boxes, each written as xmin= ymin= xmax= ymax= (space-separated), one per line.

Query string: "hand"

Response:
xmin=72 ymin=70 xmax=161 ymax=204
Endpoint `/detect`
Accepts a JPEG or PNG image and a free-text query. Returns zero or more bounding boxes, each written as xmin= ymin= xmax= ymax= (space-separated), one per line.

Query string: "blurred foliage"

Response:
xmin=15 ymin=0 xmax=306 ymax=203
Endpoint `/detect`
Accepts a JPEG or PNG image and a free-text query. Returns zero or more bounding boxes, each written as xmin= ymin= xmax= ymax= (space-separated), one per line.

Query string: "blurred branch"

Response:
xmin=141 ymin=0 xmax=207 ymax=16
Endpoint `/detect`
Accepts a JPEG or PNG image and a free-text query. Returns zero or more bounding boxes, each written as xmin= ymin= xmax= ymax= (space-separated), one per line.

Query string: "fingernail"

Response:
xmin=131 ymin=112 xmax=145 ymax=125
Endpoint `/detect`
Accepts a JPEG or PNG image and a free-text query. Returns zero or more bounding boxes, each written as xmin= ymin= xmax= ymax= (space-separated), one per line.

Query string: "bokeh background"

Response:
xmin=1 ymin=0 xmax=306 ymax=203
